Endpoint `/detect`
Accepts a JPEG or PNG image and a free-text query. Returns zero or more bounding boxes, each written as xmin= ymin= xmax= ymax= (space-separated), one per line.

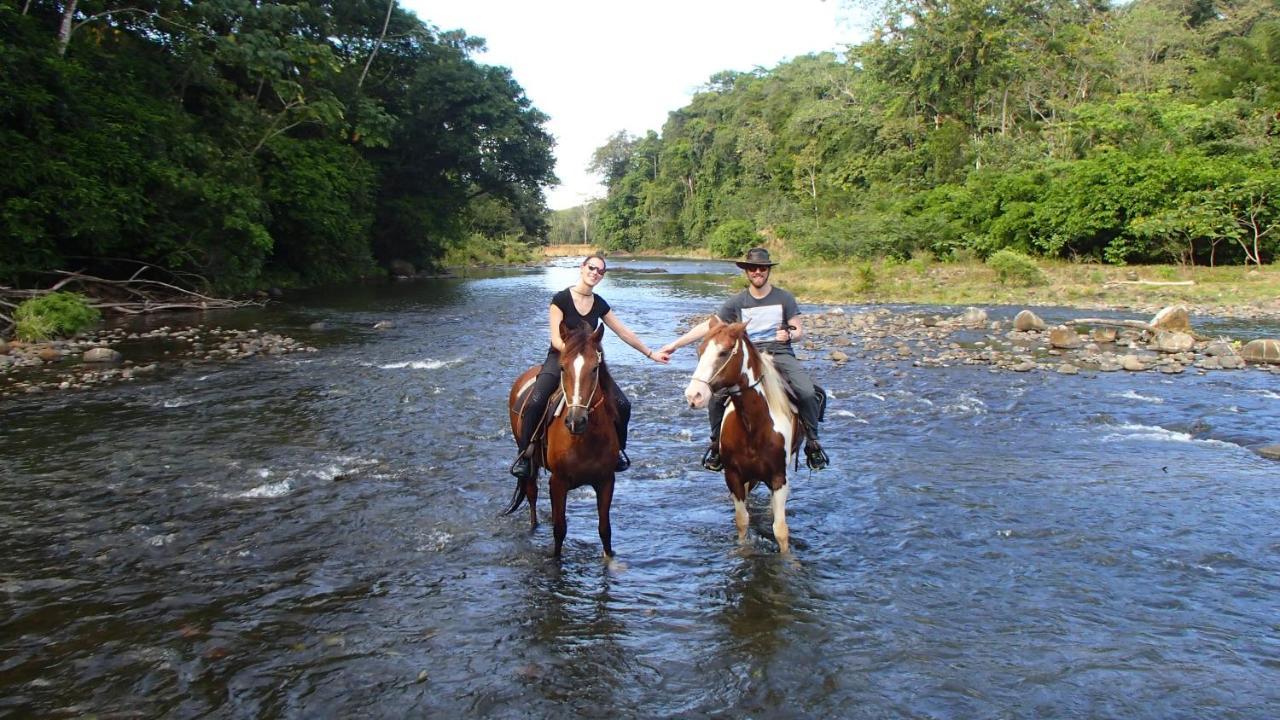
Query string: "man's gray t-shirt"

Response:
xmin=717 ymin=287 xmax=800 ymax=355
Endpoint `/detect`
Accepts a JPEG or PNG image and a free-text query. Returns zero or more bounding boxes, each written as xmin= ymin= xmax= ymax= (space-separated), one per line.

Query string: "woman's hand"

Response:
xmin=649 ymin=349 xmax=671 ymax=364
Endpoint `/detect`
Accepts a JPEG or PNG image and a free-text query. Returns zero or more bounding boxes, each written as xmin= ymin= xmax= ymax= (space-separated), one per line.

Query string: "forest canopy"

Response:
xmin=0 ymin=0 xmax=557 ymax=291
xmin=586 ymin=0 xmax=1279 ymax=267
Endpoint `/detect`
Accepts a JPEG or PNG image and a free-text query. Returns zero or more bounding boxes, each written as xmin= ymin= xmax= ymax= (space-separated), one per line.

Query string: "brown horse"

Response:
xmin=683 ymin=316 xmax=802 ymax=552
xmin=506 ymin=322 xmax=620 ymax=557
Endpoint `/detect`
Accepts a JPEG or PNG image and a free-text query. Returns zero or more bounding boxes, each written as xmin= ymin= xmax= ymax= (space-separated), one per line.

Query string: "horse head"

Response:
xmin=685 ymin=315 xmax=749 ymax=409
xmin=558 ymin=320 xmax=606 ymax=435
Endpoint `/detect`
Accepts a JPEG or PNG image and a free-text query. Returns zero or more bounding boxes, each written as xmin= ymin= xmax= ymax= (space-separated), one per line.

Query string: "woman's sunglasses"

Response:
xmin=584 ymin=264 xmax=607 ymax=275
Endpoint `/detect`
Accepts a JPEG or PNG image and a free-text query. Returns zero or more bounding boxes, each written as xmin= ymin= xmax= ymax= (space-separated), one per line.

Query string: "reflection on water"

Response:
xmin=2 ymin=257 xmax=1279 ymax=717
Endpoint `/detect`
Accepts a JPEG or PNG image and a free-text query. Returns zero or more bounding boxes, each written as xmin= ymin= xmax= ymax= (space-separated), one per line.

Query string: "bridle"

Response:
xmin=561 ymin=350 xmax=605 ymax=415
xmin=690 ymin=335 xmax=762 ymax=398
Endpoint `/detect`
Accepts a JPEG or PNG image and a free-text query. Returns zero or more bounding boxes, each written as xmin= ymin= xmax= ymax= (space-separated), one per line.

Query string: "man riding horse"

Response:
xmin=658 ymin=247 xmax=829 ymax=471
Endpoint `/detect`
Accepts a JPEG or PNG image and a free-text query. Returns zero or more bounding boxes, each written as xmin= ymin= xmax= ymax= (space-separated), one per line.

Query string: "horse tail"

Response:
xmin=501 ymin=479 xmax=526 ymax=515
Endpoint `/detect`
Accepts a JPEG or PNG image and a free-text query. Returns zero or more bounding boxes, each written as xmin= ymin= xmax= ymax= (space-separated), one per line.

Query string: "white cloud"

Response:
xmin=400 ymin=0 xmax=865 ymax=210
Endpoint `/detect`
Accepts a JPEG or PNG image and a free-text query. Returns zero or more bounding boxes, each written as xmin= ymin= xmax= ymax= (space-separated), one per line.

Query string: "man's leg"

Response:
xmin=702 ymin=393 xmax=727 ymax=471
xmin=771 ymin=353 xmax=828 ymax=469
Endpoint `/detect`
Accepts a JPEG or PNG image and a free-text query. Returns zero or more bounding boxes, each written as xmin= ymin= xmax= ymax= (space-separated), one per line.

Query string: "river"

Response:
xmin=2 ymin=257 xmax=1278 ymax=718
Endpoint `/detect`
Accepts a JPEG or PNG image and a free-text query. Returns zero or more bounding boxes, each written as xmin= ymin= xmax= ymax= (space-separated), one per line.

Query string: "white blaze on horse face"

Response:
xmin=685 ymin=335 xmax=729 ymax=408
xmin=570 ymin=353 xmax=587 ymax=408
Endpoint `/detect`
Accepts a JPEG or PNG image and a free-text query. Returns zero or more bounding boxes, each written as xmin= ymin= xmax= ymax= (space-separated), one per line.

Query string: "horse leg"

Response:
xmin=525 ymin=473 xmax=538 ymax=530
xmin=770 ymin=479 xmax=791 ymax=554
xmin=725 ymin=471 xmax=749 ymax=545
xmin=550 ymin=475 xmax=568 ymax=557
xmin=595 ymin=477 xmax=615 ymax=558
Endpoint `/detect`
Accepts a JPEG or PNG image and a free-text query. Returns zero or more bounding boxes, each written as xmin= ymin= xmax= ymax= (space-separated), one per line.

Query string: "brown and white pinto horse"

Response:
xmin=506 ymin=322 xmax=620 ymax=557
xmin=684 ymin=316 xmax=802 ymax=553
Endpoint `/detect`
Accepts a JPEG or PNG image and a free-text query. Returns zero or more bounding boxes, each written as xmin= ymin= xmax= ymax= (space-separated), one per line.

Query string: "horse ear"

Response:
xmin=707 ymin=315 xmax=724 ymax=330
xmin=558 ymin=320 xmax=572 ymax=343
xmin=591 ymin=322 xmax=605 ymax=345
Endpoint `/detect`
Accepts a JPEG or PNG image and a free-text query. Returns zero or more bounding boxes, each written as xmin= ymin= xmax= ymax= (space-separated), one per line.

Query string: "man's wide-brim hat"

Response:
xmin=734 ymin=247 xmax=779 ymax=269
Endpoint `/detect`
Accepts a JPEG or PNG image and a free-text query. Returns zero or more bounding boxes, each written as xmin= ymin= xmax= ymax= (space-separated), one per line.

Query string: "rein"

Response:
xmin=693 ymin=337 xmax=765 ymax=434
xmin=560 ymin=352 xmax=605 ymax=415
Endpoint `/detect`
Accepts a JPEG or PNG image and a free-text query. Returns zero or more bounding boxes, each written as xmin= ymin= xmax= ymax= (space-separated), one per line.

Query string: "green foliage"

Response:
xmin=853 ymin=263 xmax=878 ymax=294
xmin=14 ymin=292 xmax=101 ymax=341
xmin=707 ymin=219 xmax=757 ymax=258
xmin=987 ymin=249 xmax=1047 ymax=287
xmin=0 ymin=3 xmax=555 ymax=289
xmin=583 ymin=0 xmax=1278 ymax=269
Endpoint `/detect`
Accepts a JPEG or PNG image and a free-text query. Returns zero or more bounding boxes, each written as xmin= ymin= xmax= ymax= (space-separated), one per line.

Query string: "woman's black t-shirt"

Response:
xmin=550 ymin=288 xmax=611 ymax=351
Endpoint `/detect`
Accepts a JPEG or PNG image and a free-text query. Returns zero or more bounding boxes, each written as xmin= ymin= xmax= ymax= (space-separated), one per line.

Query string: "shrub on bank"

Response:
xmin=14 ymin=292 xmax=101 ymax=341
xmin=988 ymin=249 xmax=1048 ymax=287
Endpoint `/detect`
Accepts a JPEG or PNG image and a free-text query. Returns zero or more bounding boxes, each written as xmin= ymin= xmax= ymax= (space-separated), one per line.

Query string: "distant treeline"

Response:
xmin=0 ymin=1 xmax=555 ymax=291
xmin=571 ymin=0 xmax=1279 ymax=267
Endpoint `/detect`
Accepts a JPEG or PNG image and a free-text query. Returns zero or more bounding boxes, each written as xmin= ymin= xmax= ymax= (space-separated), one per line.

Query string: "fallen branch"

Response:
xmin=1 ymin=266 xmax=262 ymax=329
xmin=1065 ymin=318 xmax=1157 ymax=331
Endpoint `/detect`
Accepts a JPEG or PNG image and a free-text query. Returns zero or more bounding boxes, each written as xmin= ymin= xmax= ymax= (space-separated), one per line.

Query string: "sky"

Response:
xmin=400 ymin=0 xmax=866 ymax=210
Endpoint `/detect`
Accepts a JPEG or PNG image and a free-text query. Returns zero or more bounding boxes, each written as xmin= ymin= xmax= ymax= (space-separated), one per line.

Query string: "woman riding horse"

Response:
xmin=509 ymin=254 xmax=671 ymax=481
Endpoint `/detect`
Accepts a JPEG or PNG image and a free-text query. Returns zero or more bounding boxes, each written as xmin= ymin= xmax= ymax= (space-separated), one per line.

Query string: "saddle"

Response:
xmin=717 ymin=382 xmax=826 ymax=424
xmin=510 ymin=374 xmax=566 ymax=464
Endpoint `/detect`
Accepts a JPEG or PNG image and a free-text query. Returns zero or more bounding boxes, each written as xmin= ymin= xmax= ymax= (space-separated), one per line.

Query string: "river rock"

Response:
xmin=1240 ymin=339 xmax=1280 ymax=364
xmin=37 ymin=347 xmax=62 ymax=362
xmin=1203 ymin=341 xmax=1235 ymax=356
xmin=1013 ymin=310 xmax=1045 ymax=331
xmin=389 ymin=259 xmax=416 ymax=277
xmin=1153 ymin=331 xmax=1195 ymax=353
xmin=1090 ymin=327 xmax=1118 ymax=343
xmin=0 ymin=338 xmax=7 ymax=355
xmin=958 ymin=307 xmax=988 ymax=326
xmin=83 ymin=347 xmax=123 ymax=363
xmin=1151 ymin=305 xmax=1191 ymax=332
xmin=1256 ymin=444 xmax=1280 ymax=460
xmin=1121 ymin=354 xmax=1148 ymax=371
xmin=1048 ymin=326 xmax=1083 ymax=349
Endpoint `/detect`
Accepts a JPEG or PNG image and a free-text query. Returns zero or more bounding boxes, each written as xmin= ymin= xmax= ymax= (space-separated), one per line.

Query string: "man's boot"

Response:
xmin=803 ymin=425 xmax=829 ymax=470
xmin=701 ymin=437 xmax=723 ymax=471
xmin=510 ymin=450 xmax=532 ymax=479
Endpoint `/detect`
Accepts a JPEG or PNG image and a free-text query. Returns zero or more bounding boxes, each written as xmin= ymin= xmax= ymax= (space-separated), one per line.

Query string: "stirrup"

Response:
xmin=615 ymin=449 xmax=630 ymax=472
xmin=701 ymin=443 xmax=723 ymax=472
xmin=510 ymin=454 xmax=532 ymax=479
xmin=804 ymin=443 xmax=829 ymax=470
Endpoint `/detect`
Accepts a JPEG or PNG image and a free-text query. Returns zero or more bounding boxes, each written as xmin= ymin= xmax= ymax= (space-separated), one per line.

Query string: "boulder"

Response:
xmin=958 ymin=307 xmax=988 ymax=326
xmin=1151 ymin=305 xmax=1191 ymax=332
xmin=1240 ymin=339 xmax=1280 ymax=364
xmin=83 ymin=347 xmax=123 ymax=363
xmin=1048 ymin=326 xmax=1083 ymax=349
xmin=1090 ymin=327 xmax=1118 ymax=343
xmin=1121 ymin=355 xmax=1148 ymax=372
xmin=1013 ymin=310 xmax=1046 ymax=331
xmin=1257 ymin=444 xmax=1280 ymax=461
xmin=1153 ymin=331 xmax=1195 ymax=354
xmin=0 ymin=337 xmax=7 ymax=355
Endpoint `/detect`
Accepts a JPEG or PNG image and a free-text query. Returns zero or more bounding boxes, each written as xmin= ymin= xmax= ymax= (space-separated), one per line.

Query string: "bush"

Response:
xmin=707 ymin=219 xmax=758 ymax=258
xmin=987 ymin=249 xmax=1048 ymax=287
xmin=14 ymin=292 xmax=101 ymax=341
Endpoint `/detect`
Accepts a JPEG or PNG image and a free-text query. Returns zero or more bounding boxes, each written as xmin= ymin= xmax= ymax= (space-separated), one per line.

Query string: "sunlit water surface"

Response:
xmin=2 ymin=259 xmax=1278 ymax=718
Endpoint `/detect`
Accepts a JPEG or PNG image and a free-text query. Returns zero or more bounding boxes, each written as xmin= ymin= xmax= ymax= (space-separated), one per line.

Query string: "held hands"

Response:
xmin=648 ymin=348 xmax=672 ymax=364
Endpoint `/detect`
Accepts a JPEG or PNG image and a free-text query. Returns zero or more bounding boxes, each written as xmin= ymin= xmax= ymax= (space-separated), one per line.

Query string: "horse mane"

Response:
xmin=753 ymin=346 xmax=797 ymax=423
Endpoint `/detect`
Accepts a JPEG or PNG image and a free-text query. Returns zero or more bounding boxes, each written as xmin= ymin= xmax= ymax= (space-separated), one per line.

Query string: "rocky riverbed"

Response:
xmin=0 ymin=324 xmax=316 ymax=397
xmin=794 ymin=305 xmax=1280 ymax=376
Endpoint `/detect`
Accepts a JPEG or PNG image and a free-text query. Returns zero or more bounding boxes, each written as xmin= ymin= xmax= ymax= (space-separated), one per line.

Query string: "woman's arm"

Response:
xmin=602 ymin=311 xmax=669 ymax=363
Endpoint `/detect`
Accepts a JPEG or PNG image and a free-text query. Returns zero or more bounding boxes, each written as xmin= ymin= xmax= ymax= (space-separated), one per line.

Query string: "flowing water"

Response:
xmin=2 ymin=258 xmax=1278 ymax=718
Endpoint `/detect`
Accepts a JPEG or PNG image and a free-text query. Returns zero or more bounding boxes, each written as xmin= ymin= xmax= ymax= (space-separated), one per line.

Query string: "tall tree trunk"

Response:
xmin=358 ymin=0 xmax=396 ymax=90
xmin=57 ymin=0 xmax=79 ymax=56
